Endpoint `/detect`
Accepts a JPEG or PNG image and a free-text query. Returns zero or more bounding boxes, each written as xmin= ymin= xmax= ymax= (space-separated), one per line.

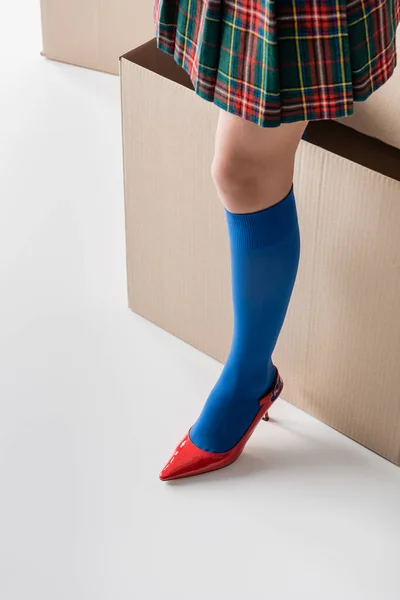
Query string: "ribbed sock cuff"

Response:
xmin=225 ymin=185 xmax=299 ymax=249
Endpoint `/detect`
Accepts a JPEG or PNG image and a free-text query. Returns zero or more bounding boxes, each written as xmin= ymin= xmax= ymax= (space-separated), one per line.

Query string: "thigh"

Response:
xmin=215 ymin=110 xmax=308 ymax=168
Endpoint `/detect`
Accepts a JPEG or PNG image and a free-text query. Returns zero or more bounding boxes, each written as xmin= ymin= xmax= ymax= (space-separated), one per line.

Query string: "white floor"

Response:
xmin=1 ymin=4 xmax=400 ymax=600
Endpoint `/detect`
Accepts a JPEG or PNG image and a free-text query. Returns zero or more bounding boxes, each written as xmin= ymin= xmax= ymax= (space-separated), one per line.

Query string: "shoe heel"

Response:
xmin=262 ymin=411 xmax=270 ymax=422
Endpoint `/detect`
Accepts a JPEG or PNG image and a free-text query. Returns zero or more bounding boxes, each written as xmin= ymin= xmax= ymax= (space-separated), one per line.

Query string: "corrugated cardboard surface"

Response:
xmin=121 ymin=40 xmax=400 ymax=465
xmin=41 ymin=0 xmax=155 ymax=74
xmin=337 ymin=33 xmax=400 ymax=150
xmin=121 ymin=43 xmax=230 ymax=362
xmin=275 ymin=144 xmax=400 ymax=463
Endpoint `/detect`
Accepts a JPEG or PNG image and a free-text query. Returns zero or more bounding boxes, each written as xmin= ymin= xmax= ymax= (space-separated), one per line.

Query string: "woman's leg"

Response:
xmin=189 ymin=112 xmax=308 ymax=453
xmin=212 ymin=112 xmax=307 ymax=213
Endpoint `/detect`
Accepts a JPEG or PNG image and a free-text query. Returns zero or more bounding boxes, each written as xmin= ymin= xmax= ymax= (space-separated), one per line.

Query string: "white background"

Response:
xmin=1 ymin=3 xmax=400 ymax=599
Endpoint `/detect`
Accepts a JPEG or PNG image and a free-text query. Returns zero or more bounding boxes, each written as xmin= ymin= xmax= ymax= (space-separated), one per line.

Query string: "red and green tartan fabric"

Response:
xmin=153 ymin=0 xmax=400 ymax=127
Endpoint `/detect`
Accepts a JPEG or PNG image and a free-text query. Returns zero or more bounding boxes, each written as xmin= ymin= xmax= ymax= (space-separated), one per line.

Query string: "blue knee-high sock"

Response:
xmin=190 ymin=186 xmax=301 ymax=453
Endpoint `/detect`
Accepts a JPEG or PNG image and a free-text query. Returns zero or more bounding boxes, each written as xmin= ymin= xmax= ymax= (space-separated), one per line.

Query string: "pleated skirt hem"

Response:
xmin=154 ymin=0 xmax=400 ymax=127
xmin=155 ymin=35 xmax=398 ymax=128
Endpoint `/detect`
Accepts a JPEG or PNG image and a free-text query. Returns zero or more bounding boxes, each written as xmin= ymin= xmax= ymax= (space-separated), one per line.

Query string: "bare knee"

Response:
xmin=211 ymin=151 xmax=293 ymax=213
xmin=211 ymin=153 xmax=261 ymax=202
xmin=211 ymin=112 xmax=306 ymax=213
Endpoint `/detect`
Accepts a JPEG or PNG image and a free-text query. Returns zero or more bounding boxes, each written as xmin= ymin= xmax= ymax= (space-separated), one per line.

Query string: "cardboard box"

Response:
xmin=121 ymin=39 xmax=400 ymax=465
xmin=40 ymin=0 xmax=155 ymax=74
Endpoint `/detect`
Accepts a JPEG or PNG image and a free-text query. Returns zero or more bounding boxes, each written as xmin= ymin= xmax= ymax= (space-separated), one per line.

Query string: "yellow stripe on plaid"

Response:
xmin=221 ymin=20 xmax=278 ymax=46
xmin=226 ymin=1 xmax=239 ymax=111
xmin=258 ymin=10 xmax=269 ymax=126
xmin=335 ymin=0 xmax=347 ymax=101
xmin=291 ymin=0 xmax=307 ymax=120
xmin=182 ymin=0 xmax=193 ymax=61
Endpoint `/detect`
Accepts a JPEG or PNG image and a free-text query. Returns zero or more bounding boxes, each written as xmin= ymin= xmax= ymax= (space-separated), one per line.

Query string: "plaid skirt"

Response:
xmin=153 ymin=0 xmax=400 ymax=127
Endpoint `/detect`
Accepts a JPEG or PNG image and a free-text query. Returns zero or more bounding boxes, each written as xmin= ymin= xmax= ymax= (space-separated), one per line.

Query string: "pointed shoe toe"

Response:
xmin=159 ymin=434 xmax=235 ymax=481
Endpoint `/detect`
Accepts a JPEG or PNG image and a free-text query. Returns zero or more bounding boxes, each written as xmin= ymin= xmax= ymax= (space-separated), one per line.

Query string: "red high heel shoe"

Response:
xmin=159 ymin=369 xmax=283 ymax=481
